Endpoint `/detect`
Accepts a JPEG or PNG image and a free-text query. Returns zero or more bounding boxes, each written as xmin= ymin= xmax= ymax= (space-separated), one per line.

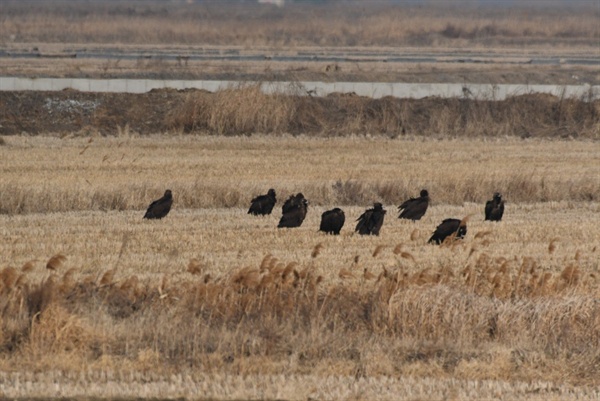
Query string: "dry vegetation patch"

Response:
xmin=1 ymin=88 xmax=598 ymax=139
xmin=1 ymin=1 xmax=598 ymax=48
xmin=1 ymin=1 xmax=599 ymax=398
xmin=0 ymin=135 xmax=599 ymax=398
xmin=176 ymin=88 xmax=599 ymax=138
xmin=0 ymin=135 xmax=598 ymax=215
xmin=0 ymin=202 xmax=598 ymax=397
xmin=0 ymin=1 xmax=598 ymax=83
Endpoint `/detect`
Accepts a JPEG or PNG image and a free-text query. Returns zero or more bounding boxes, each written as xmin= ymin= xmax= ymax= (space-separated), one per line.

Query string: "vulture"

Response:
xmin=248 ymin=188 xmax=277 ymax=216
xmin=428 ymin=218 xmax=467 ymax=244
xmin=319 ymin=208 xmax=345 ymax=235
xmin=277 ymin=193 xmax=308 ymax=228
xmin=398 ymin=189 xmax=429 ymax=221
xmin=143 ymin=190 xmax=173 ymax=219
xmin=355 ymin=202 xmax=386 ymax=236
xmin=485 ymin=192 xmax=505 ymax=222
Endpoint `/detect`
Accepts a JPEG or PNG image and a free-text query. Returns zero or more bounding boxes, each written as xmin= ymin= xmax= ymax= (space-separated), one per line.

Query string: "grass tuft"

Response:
xmin=311 ymin=243 xmax=324 ymax=258
xmin=372 ymin=245 xmax=385 ymax=258
xmin=46 ymin=254 xmax=67 ymax=271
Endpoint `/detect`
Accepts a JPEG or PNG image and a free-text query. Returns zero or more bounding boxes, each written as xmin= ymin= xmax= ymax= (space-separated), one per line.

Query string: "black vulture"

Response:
xmin=319 ymin=207 xmax=345 ymax=235
xmin=428 ymin=218 xmax=467 ymax=244
xmin=281 ymin=192 xmax=306 ymax=214
xmin=398 ymin=189 xmax=429 ymax=221
xmin=143 ymin=190 xmax=173 ymax=219
xmin=248 ymin=188 xmax=277 ymax=216
xmin=485 ymin=192 xmax=505 ymax=221
xmin=355 ymin=202 xmax=386 ymax=236
xmin=277 ymin=193 xmax=308 ymax=228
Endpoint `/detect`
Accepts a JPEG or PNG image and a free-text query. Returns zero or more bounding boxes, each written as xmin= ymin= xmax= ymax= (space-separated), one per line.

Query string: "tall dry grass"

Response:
xmin=0 ymin=227 xmax=598 ymax=392
xmin=1 ymin=1 xmax=598 ymax=48
xmin=0 ymin=135 xmax=599 ymax=397
xmin=3 ymin=88 xmax=598 ymax=139
xmin=171 ymin=87 xmax=600 ymax=138
xmin=173 ymin=85 xmax=296 ymax=135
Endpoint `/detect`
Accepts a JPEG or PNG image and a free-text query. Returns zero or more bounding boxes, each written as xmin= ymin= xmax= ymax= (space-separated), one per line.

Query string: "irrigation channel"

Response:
xmin=1 ymin=76 xmax=597 ymax=100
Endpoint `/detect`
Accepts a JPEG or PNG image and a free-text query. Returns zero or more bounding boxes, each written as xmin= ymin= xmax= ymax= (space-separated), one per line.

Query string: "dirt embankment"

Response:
xmin=0 ymin=89 xmax=184 ymax=137
xmin=0 ymin=88 xmax=598 ymax=138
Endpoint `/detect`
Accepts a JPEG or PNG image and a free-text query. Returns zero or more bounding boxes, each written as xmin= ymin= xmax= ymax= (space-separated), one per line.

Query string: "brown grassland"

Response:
xmin=1 ymin=1 xmax=600 ymax=399
xmin=0 ymin=134 xmax=599 ymax=399
xmin=2 ymin=1 xmax=598 ymax=48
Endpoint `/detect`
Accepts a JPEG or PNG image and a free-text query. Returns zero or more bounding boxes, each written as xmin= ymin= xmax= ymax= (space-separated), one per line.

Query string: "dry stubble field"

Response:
xmin=1 ymin=1 xmax=600 ymax=399
xmin=0 ymin=135 xmax=599 ymax=400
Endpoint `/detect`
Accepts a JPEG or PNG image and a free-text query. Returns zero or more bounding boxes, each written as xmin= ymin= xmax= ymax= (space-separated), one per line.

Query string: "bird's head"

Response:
xmin=164 ymin=190 xmax=173 ymax=198
xmin=420 ymin=189 xmax=429 ymax=198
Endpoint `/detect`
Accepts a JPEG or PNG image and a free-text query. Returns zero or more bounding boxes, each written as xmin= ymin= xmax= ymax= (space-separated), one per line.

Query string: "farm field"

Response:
xmin=0 ymin=135 xmax=599 ymax=399
xmin=1 ymin=0 xmax=599 ymax=399
xmin=1 ymin=1 xmax=599 ymax=84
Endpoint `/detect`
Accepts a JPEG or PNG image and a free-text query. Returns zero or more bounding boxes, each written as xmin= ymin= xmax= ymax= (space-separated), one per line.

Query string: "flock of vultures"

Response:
xmin=143 ymin=189 xmax=505 ymax=245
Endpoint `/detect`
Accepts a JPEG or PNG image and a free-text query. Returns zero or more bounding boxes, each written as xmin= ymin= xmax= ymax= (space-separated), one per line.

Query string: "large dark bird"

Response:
xmin=277 ymin=193 xmax=308 ymax=228
xmin=398 ymin=189 xmax=429 ymax=221
xmin=143 ymin=190 xmax=173 ymax=219
xmin=248 ymin=188 xmax=277 ymax=216
xmin=485 ymin=192 xmax=505 ymax=222
xmin=355 ymin=202 xmax=386 ymax=236
xmin=428 ymin=218 xmax=467 ymax=244
xmin=319 ymin=208 xmax=345 ymax=235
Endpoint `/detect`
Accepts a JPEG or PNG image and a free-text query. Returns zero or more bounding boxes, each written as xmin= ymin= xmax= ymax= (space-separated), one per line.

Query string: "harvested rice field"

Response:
xmin=0 ymin=135 xmax=598 ymax=399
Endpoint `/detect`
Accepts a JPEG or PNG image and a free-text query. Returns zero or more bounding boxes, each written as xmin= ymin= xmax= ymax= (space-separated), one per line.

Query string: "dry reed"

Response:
xmin=171 ymin=89 xmax=600 ymax=138
xmin=1 ymin=250 xmax=597 ymax=390
xmin=1 ymin=2 xmax=597 ymax=48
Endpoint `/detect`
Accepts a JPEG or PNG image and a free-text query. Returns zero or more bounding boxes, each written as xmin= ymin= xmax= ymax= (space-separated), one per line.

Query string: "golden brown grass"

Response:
xmin=1 ymin=1 xmax=597 ymax=48
xmin=0 ymin=135 xmax=598 ymax=215
xmin=0 ymin=202 xmax=598 ymax=397
xmin=173 ymin=88 xmax=600 ymax=138
xmin=0 ymin=134 xmax=599 ymax=399
xmin=1 ymin=1 xmax=599 ymax=396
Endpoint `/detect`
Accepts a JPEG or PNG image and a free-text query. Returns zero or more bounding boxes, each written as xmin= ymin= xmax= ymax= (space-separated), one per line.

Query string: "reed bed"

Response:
xmin=172 ymin=86 xmax=600 ymax=137
xmin=1 ymin=1 xmax=598 ymax=48
xmin=0 ymin=203 xmax=598 ymax=397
